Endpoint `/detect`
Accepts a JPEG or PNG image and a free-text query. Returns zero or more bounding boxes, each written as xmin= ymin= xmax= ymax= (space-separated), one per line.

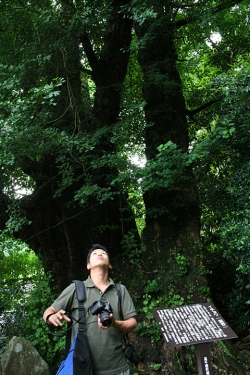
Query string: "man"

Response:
xmin=43 ymin=244 xmax=137 ymax=375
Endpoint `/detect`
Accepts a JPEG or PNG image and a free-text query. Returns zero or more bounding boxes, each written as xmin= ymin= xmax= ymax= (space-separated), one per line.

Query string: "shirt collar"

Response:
xmin=85 ymin=275 xmax=115 ymax=288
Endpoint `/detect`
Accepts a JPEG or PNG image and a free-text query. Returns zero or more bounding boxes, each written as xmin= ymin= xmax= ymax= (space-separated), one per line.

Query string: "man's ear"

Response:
xmin=87 ymin=263 xmax=91 ymax=270
xmin=109 ymin=264 xmax=112 ymax=269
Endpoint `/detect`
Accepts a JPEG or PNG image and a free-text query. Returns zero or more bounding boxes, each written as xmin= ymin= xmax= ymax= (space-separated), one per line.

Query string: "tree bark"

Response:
xmin=135 ymin=12 xmax=206 ymax=303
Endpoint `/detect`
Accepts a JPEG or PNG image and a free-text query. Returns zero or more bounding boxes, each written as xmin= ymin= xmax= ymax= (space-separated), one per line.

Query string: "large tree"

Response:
xmin=0 ymin=0 xmax=249 ymax=373
xmin=0 ymin=0 xmax=138 ymax=290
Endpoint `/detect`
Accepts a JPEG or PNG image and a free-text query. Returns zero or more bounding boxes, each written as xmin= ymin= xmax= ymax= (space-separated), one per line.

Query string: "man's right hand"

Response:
xmin=46 ymin=310 xmax=71 ymax=327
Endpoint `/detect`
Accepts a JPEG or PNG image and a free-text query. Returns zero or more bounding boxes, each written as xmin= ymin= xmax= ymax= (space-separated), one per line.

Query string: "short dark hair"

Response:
xmin=86 ymin=244 xmax=109 ymax=264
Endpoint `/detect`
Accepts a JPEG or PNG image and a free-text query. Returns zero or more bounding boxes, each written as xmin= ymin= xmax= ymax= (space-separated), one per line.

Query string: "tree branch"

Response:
xmin=80 ymin=32 xmax=100 ymax=73
xmin=175 ymin=0 xmax=245 ymax=29
xmin=186 ymin=97 xmax=223 ymax=120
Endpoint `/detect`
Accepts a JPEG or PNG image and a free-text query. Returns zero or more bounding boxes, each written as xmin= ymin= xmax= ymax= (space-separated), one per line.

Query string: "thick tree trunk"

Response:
xmin=132 ymin=14 xmax=209 ymax=373
xmin=135 ymin=14 xmax=205 ymax=303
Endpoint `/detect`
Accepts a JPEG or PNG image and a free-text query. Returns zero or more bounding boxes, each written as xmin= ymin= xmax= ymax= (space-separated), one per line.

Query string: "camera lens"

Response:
xmin=101 ymin=311 xmax=112 ymax=327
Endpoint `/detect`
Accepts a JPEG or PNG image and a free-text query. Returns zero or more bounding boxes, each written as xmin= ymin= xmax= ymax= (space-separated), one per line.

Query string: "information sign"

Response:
xmin=152 ymin=302 xmax=237 ymax=348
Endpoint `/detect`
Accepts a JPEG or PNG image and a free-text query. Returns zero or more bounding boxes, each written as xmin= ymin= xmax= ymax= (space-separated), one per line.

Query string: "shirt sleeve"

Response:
xmin=120 ymin=284 xmax=137 ymax=320
xmin=52 ymin=283 xmax=77 ymax=312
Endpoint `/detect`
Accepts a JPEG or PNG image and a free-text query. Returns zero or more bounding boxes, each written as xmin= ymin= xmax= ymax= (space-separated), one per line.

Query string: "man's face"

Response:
xmin=87 ymin=249 xmax=110 ymax=270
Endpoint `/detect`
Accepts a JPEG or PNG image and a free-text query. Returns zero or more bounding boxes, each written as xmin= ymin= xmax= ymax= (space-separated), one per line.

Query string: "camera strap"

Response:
xmin=47 ymin=312 xmax=81 ymax=337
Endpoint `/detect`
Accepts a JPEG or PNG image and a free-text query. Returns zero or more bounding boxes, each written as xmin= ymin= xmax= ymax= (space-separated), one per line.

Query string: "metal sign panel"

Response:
xmin=152 ymin=303 xmax=237 ymax=347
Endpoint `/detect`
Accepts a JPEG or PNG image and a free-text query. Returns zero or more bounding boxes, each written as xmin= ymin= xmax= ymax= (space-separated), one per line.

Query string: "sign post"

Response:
xmin=196 ymin=342 xmax=213 ymax=375
xmin=152 ymin=303 xmax=237 ymax=375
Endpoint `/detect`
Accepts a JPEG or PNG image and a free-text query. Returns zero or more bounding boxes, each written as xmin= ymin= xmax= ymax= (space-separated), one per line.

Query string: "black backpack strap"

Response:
xmin=115 ymin=283 xmax=129 ymax=343
xmin=115 ymin=283 xmax=123 ymax=320
xmin=65 ymin=280 xmax=86 ymax=356
xmin=73 ymin=280 xmax=86 ymax=330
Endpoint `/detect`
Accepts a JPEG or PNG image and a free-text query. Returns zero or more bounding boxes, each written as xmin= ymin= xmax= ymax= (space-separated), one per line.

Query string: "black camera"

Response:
xmin=89 ymin=300 xmax=113 ymax=327
xmin=123 ymin=342 xmax=141 ymax=366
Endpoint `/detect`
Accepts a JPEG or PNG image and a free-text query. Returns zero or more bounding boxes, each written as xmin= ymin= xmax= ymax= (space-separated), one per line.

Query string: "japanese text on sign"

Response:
xmin=153 ymin=303 xmax=237 ymax=347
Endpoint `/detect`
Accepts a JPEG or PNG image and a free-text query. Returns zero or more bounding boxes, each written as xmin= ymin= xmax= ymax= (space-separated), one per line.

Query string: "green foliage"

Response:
xmin=149 ymin=363 xmax=161 ymax=371
xmin=128 ymin=190 xmax=146 ymax=236
xmin=122 ymin=230 xmax=144 ymax=260
xmin=0 ymin=234 xmax=38 ymax=313
xmin=121 ymin=1 xmax=158 ymax=26
xmin=4 ymin=201 xmax=32 ymax=234
xmin=22 ymin=271 xmax=65 ymax=371
xmin=175 ymin=255 xmax=188 ymax=276
xmin=0 ymin=71 xmax=64 ymax=203
xmin=0 ymin=235 xmax=63 ymax=371
xmin=137 ymin=279 xmax=184 ymax=341
xmin=194 ymin=57 xmax=250 ymax=326
xmin=141 ymin=142 xmax=192 ymax=193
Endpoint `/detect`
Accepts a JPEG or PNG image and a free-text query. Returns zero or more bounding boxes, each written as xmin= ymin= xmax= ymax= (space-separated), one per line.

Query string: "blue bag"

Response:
xmin=56 ymin=332 xmax=92 ymax=375
xmin=56 ymin=336 xmax=76 ymax=374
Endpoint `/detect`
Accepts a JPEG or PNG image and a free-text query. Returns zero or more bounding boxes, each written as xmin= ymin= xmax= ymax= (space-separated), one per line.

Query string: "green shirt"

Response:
xmin=52 ymin=277 xmax=137 ymax=375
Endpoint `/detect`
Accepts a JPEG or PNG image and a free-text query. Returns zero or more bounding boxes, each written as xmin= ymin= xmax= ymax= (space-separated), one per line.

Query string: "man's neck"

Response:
xmin=90 ymin=268 xmax=110 ymax=292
